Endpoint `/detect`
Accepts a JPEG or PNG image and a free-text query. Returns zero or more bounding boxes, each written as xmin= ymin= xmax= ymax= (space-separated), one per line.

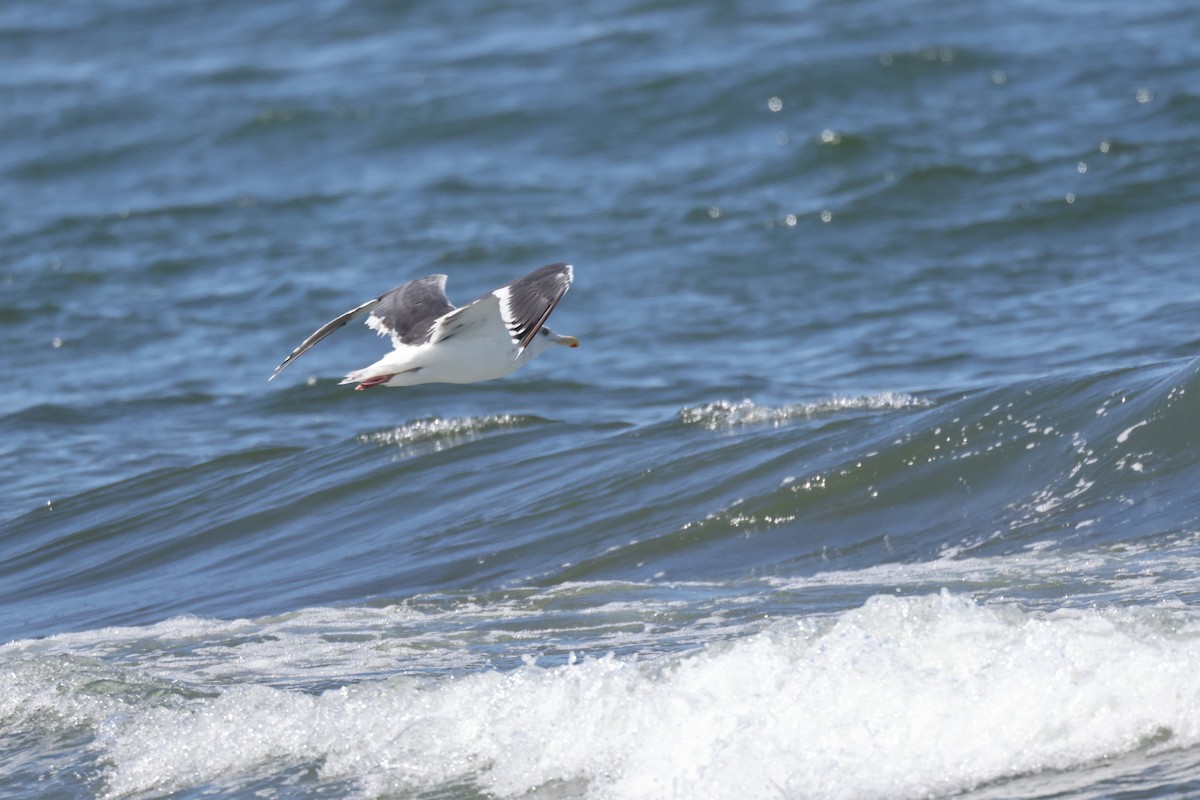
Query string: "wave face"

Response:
xmin=3 ymin=0 xmax=1200 ymax=797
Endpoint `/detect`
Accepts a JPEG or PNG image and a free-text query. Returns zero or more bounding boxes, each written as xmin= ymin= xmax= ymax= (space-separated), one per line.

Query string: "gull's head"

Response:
xmin=539 ymin=327 xmax=579 ymax=348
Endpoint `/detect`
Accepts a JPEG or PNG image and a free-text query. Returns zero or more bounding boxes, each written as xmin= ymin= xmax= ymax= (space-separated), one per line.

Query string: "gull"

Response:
xmin=269 ymin=262 xmax=577 ymax=390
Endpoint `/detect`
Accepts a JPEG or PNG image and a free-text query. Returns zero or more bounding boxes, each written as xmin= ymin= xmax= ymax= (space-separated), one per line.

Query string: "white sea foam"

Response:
xmin=7 ymin=590 xmax=1200 ymax=799
xmin=357 ymin=414 xmax=535 ymax=451
xmin=679 ymin=393 xmax=932 ymax=429
xmin=1116 ymin=419 xmax=1149 ymax=444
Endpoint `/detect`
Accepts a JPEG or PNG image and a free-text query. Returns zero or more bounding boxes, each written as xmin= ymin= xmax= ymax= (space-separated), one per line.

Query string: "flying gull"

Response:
xmin=269 ymin=262 xmax=578 ymax=390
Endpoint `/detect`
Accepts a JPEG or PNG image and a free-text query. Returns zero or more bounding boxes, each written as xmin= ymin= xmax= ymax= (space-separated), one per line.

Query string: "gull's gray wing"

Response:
xmin=268 ymin=274 xmax=454 ymax=381
xmin=366 ymin=274 xmax=455 ymax=346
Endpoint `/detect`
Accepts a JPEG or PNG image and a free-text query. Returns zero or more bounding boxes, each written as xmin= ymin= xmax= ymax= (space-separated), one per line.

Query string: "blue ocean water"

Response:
xmin=3 ymin=0 xmax=1200 ymax=797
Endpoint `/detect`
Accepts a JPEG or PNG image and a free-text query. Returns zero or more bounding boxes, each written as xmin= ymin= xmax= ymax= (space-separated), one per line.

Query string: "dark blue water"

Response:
xmin=4 ymin=1 xmax=1200 ymax=798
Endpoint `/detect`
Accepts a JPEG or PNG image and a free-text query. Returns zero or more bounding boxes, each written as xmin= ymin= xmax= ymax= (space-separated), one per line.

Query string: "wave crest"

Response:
xmin=357 ymin=414 xmax=539 ymax=450
xmin=679 ymin=393 xmax=932 ymax=429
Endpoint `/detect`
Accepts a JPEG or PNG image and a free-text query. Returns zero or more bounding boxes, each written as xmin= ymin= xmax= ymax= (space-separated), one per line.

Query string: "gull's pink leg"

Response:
xmin=355 ymin=374 xmax=395 ymax=391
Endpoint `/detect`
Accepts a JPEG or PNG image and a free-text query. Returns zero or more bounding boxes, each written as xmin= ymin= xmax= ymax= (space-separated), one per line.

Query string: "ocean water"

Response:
xmin=3 ymin=0 xmax=1200 ymax=797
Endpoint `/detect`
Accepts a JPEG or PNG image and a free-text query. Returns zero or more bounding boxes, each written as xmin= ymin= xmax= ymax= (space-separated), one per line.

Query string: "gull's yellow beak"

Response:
xmin=555 ymin=334 xmax=580 ymax=348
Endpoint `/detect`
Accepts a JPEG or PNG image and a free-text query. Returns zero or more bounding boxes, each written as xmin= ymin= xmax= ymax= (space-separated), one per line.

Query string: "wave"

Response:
xmin=4 ymin=358 xmax=1199 ymax=643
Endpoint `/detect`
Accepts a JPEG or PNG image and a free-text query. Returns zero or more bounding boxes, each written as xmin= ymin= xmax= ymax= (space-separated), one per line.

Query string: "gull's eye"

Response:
xmin=540 ymin=329 xmax=549 ymax=336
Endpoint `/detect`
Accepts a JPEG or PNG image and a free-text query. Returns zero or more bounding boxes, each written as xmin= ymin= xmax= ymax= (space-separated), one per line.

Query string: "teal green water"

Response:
xmin=3 ymin=1 xmax=1200 ymax=797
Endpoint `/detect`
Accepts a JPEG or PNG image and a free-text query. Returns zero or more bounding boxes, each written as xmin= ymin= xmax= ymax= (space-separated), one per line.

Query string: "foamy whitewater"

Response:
xmin=8 ymin=584 xmax=1200 ymax=800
